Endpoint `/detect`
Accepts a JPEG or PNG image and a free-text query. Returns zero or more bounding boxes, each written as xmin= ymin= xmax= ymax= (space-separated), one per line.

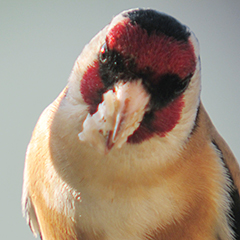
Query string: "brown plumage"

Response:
xmin=22 ymin=8 xmax=240 ymax=240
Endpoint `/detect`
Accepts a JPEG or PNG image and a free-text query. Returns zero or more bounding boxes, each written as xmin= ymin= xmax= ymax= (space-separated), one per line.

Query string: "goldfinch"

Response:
xmin=22 ymin=8 xmax=240 ymax=240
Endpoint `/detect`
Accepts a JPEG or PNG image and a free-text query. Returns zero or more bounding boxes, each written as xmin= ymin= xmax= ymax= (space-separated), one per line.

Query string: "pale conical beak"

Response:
xmin=78 ymin=80 xmax=150 ymax=154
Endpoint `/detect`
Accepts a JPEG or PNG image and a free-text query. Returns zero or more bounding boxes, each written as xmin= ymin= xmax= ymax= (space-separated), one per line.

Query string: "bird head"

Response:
xmin=67 ymin=8 xmax=201 ymax=155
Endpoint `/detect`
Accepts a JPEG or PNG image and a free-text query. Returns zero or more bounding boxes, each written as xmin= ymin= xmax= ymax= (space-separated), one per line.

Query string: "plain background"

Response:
xmin=1 ymin=1 xmax=240 ymax=239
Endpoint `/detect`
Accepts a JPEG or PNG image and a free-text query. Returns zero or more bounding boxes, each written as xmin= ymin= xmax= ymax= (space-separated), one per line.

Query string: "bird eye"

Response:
xmin=99 ymin=43 xmax=108 ymax=63
xmin=174 ymin=74 xmax=192 ymax=95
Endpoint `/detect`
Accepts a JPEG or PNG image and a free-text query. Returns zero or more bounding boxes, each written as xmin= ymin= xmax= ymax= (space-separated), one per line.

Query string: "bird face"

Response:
xmin=68 ymin=9 xmax=201 ymax=154
xmin=22 ymin=9 xmax=240 ymax=240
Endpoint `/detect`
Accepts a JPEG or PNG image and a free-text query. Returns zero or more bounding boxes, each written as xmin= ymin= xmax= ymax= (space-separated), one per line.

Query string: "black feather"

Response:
xmin=212 ymin=140 xmax=240 ymax=240
xmin=125 ymin=9 xmax=190 ymax=41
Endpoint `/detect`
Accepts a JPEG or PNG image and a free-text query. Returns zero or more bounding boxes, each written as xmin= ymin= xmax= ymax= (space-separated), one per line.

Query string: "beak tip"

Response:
xmin=104 ymin=146 xmax=112 ymax=155
xmin=105 ymin=131 xmax=114 ymax=154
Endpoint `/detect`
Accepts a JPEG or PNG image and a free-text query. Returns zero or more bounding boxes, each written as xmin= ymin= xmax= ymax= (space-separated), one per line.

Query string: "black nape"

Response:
xmin=125 ymin=9 xmax=190 ymax=41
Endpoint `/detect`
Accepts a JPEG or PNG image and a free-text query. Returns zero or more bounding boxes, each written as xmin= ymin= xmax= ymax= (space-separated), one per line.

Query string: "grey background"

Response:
xmin=1 ymin=1 xmax=239 ymax=239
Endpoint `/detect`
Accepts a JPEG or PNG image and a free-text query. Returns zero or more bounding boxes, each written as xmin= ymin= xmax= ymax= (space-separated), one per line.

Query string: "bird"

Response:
xmin=22 ymin=8 xmax=240 ymax=240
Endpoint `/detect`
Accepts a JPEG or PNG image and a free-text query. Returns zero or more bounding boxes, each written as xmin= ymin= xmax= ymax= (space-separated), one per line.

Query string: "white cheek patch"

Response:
xmin=78 ymin=81 xmax=150 ymax=153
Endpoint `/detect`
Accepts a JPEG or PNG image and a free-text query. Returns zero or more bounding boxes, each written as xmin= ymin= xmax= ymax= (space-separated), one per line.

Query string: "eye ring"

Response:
xmin=99 ymin=43 xmax=108 ymax=63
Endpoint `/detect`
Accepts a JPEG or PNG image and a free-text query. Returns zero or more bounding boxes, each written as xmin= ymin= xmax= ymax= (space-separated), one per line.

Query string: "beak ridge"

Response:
xmin=79 ymin=80 xmax=150 ymax=153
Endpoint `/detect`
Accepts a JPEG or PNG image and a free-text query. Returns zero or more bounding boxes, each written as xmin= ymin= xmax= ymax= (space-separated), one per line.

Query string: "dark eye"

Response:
xmin=99 ymin=43 xmax=108 ymax=63
xmin=174 ymin=74 xmax=192 ymax=95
